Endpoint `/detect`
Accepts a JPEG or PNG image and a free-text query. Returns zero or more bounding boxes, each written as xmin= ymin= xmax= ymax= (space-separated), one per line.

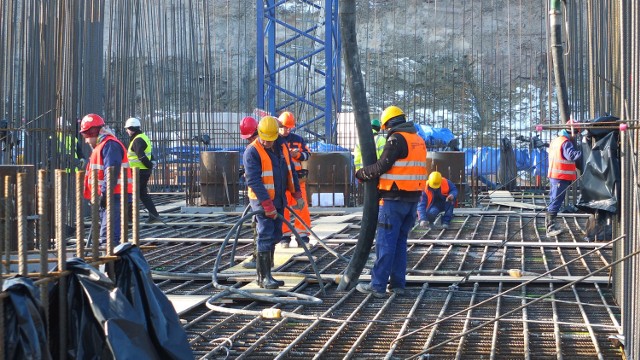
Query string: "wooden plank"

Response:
xmin=221 ymin=247 xmax=303 ymax=274
xmin=312 ymin=214 xmax=359 ymax=224
xmin=309 ymin=223 xmax=351 ymax=240
xmin=489 ymin=201 xmax=546 ymax=210
xmin=166 ymin=294 xmax=210 ymax=315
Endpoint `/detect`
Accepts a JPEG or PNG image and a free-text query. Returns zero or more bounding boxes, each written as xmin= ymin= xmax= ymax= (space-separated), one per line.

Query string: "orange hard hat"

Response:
xmin=239 ymin=116 xmax=258 ymax=139
xmin=278 ymin=111 xmax=295 ymax=128
xmin=79 ymin=113 xmax=105 ymax=137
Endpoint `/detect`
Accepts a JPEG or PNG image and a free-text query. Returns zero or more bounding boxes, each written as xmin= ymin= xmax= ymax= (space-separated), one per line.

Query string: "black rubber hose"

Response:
xmin=337 ymin=0 xmax=379 ymax=291
xmin=210 ymin=209 xmax=323 ymax=305
xmin=228 ymin=204 xmax=252 ymax=265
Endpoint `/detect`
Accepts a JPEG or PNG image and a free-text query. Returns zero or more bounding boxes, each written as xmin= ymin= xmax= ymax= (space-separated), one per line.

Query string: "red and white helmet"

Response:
xmin=239 ymin=116 xmax=258 ymax=139
xmin=79 ymin=113 xmax=105 ymax=137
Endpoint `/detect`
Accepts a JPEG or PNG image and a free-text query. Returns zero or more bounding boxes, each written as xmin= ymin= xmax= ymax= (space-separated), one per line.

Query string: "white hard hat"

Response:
xmin=125 ymin=117 xmax=142 ymax=128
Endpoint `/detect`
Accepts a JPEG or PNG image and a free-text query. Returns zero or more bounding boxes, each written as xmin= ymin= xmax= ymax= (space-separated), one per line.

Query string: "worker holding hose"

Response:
xmin=243 ymin=116 xmax=304 ymax=289
xmin=354 ymin=106 xmax=427 ymax=297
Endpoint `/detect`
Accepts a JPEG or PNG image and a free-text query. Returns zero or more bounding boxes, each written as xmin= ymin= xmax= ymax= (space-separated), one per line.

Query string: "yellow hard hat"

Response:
xmin=428 ymin=171 xmax=442 ymax=189
xmin=258 ymin=116 xmax=279 ymax=141
xmin=380 ymin=105 xmax=405 ymax=129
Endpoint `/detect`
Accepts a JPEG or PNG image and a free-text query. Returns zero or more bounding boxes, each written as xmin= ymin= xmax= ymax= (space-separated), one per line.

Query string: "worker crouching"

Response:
xmin=417 ymin=171 xmax=458 ymax=229
xmin=243 ymin=116 xmax=304 ymax=289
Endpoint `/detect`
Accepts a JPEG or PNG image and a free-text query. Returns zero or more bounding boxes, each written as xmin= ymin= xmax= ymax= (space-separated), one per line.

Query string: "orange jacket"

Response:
xmin=83 ymin=135 xmax=133 ymax=200
xmin=378 ymin=132 xmax=427 ymax=192
xmin=548 ymin=136 xmax=577 ymax=180
xmin=425 ymin=179 xmax=451 ymax=209
xmin=247 ymin=140 xmax=295 ymax=200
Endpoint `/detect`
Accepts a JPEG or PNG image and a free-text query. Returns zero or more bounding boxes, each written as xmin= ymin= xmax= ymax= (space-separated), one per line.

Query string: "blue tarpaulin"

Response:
xmin=464 ymin=147 xmax=548 ymax=177
xmin=415 ymin=124 xmax=455 ymax=148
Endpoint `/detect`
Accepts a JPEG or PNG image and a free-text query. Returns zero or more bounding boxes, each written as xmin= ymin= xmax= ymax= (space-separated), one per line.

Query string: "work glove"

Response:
xmin=290 ymin=148 xmax=301 ymax=160
xmin=293 ymin=191 xmax=305 ymax=210
xmin=99 ymin=194 xmax=107 ymax=209
xmin=261 ymin=199 xmax=277 ymax=219
xmin=355 ymin=168 xmax=370 ymax=182
xmin=446 ymin=194 xmax=455 ymax=202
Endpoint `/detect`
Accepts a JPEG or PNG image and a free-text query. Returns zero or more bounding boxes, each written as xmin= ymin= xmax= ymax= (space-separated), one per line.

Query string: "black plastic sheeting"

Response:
xmin=48 ymin=258 xmax=162 ymax=359
xmin=2 ymin=276 xmax=51 ymax=360
xmin=498 ymin=136 xmax=517 ymax=191
xmin=577 ymin=115 xmax=621 ymax=213
xmin=114 ymin=242 xmax=194 ymax=360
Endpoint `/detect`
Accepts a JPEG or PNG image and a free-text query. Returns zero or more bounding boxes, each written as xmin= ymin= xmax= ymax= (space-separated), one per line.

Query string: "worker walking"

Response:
xmin=125 ymin=117 xmax=161 ymax=224
xmin=243 ymin=116 xmax=304 ymax=289
xmin=417 ymin=171 xmax=458 ymax=229
xmin=277 ymin=111 xmax=312 ymax=248
xmin=546 ymin=120 xmax=582 ymax=237
xmin=80 ymin=114 xmax=133 ymax=246
xmin=353 ymin=118 xmax=386 ymax=171
xmin=355 ymin=106 xmax=427 ymax=297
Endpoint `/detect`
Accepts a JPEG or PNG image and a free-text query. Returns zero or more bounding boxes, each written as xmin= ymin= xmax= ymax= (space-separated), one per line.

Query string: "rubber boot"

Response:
xmin=255 ymin=254 xmax=263 ymax=286
xmin=258 ymin=251 xmax=280 ymax=289
xmin=270 ymin=249 xmax=285 ymax=286
xmin=546 ymin=212 xmax=564 ymax=237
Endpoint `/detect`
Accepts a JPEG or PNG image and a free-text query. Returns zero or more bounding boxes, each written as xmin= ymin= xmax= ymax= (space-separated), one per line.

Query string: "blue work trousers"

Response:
xmin=99 ymin=195 xmax=122 ymax=247
xmin=548 ymin=178 xmax=570 ymax=213
xmin=251 ymin=201 xmax=284 ymax=252
xmin=426 ymin=200 xmax=454 ymax=225
xmin=371 ymin=200 xmax=418 ymax=293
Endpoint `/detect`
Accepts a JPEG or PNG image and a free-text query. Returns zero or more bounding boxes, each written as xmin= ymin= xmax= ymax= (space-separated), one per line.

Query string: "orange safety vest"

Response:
xmin=247 ymin=140 xmax=295 ymax=200
xmin=378 ymin=132 xmax=427 ymax=192
xmin=547 ymin=135 xmax=577 ymax=181
xmin=426 ymin=178 xmax=451 ymax=209
xmin=285 ymin=135 xmax=308 ymax=173
xmin=83 ymin=135 xmax=133 ymax=200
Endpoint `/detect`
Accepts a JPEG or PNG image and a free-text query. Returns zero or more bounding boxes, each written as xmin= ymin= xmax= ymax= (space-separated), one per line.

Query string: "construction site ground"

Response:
xmin=142 ymin=192 xmax=621 ymax=359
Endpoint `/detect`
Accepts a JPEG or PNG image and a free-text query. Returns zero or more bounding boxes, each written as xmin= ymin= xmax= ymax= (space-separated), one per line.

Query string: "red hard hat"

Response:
xmin=79 ymin=113 xmax=105 ymax=137
xmin=566 ymin=119 xmax=580 ymax=132
xmin=239 ymin=116 xmax=258 ymax=139
xmin=278 ymin=111 xmax=295 ymax=128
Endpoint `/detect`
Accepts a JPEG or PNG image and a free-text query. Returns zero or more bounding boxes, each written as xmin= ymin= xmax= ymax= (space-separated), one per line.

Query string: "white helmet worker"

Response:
xmin=125 ymin=117 xmax=142 ymax=129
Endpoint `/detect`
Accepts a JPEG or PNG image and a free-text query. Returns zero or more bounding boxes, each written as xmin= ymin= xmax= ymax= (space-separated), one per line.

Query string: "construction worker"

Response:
xmin=125 ymin=117 xmax=161 ymax=224
xmin=239 ymin=115 xmax=259 ymax=269
xmin=277 ymin=111 xmax=312 ymax=248
xmin=243 ymin=116 xmax=304 ymax=289
xmin=546 ymin=119 xmax=582 ymax=237
xmin=417 ymin=171 xmax=458 ymax=229
xmin=56 ymin=117 xmax=85 ymax=172
xmin=353 ymin=118 xmax=386 ymax=171
xmin=80 ymin=113 xmax=133 ymax=246
xmin=355 ymin=106 xmax=427 ymax=297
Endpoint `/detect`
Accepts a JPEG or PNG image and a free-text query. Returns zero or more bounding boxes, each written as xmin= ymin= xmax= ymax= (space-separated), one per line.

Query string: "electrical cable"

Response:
xmin=405 ymin=241 xmax=638 ymax=359
xmin=390 ymin=234 xmax=624 ymax=350
xmin=453 ymin=171 xmax=586 ymax=288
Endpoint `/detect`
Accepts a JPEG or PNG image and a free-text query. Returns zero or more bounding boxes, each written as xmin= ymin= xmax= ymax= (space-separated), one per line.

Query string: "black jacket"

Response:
xmin=358 ymin=121 xmax=423 ymax=202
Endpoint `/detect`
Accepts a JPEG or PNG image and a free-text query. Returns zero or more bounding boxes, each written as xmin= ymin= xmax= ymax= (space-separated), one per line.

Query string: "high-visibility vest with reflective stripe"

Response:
xmin=284 ymin=133 xmax=309 ymax=172
xmin=547 ymin=135 xmax=577 ymax=180
xmin=247 ymin=141 xmax=295 ymax=200
xmin=57 ymin=132 xmax=79 ymax=173
xmin=83 ymin=135 xmax=133 ymax=199
xmin=378 ymin=132 xmax=427 ymax=191
xmin=127 ymin=133 xmax=152 ymax=170
xmin=426 ymin=179 xmax=451 ymax=209
xmin=354 ymin=130 xmax=386 ymax=170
